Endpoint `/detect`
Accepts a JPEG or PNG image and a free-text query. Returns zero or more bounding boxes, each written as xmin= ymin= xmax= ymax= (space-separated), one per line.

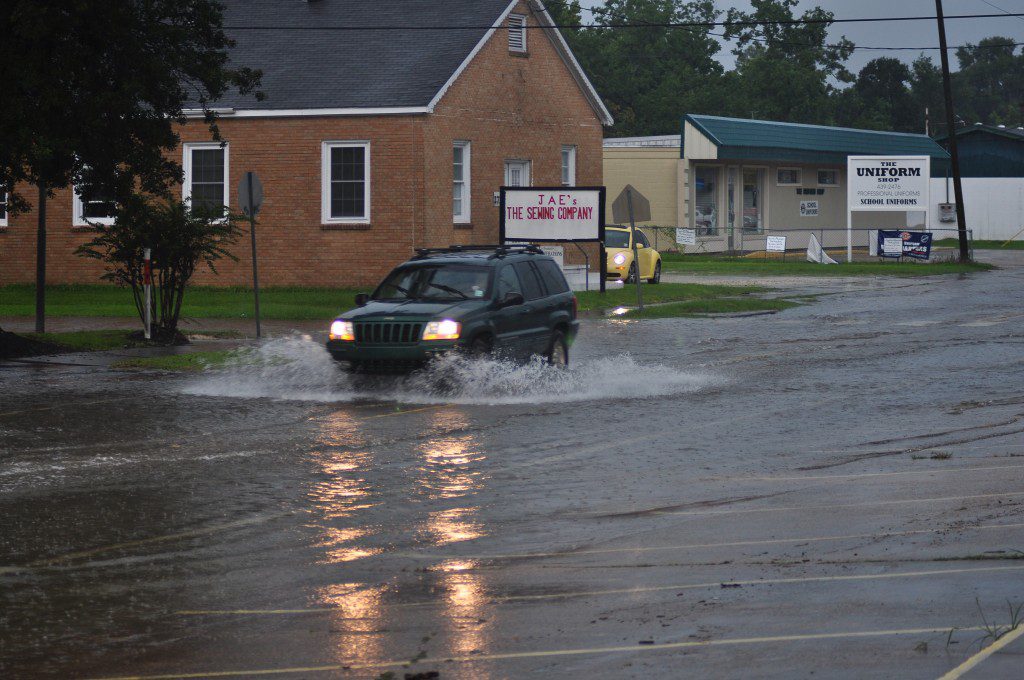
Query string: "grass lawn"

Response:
xmin=112 ymin=350 xmax=236 ymax=371
xmin=934 ymin=238 xmax=1024 ymax=250
xmin=621 ymin=297 xmax=798 ymax=319
xmin=575 ymin=282 xmax=762 ymax=311
xmin=660 ymin=253 xmax=993 ymax=276
xmin=0 ymin=285 xmax=358 ymax=320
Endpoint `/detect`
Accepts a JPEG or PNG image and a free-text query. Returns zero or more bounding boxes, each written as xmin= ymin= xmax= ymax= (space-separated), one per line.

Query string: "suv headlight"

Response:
xmin=422 ymin=319 xmax=461 ymax=340
xmin=330 ymin=320 xmax=355 ymax=341
xmin=613 ymin=252 xmax=627 ymax=265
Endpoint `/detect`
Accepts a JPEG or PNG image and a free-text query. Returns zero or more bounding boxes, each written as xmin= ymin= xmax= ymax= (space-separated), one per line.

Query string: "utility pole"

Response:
xmin=35 ymin=182 xmax=47 ymax=333
xmin=935 ymin=0 xmax=970 ymax=262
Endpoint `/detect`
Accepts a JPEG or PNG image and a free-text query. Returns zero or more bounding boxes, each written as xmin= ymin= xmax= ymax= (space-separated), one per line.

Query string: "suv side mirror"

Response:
xmin=501 ymin=291 xmax=525 ymax=307
xmin=355 ymin=293 xmax=369 ymax=307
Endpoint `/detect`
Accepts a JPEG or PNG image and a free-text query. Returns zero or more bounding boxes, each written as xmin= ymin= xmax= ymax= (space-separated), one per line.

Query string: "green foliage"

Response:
xmin=75 ymin=198 xmax=243 ymax=340
xmin=0 ymin=0 xmax=262 ymax=208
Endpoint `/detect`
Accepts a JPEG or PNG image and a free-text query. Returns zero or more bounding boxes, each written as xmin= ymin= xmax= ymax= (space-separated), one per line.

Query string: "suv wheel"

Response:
xmin=648 ymin=260 xmax=661 ymax=284
xmin=469 ymin=335 xmax=493 ymax=358
xmin=547 ymin=330 xmax=569 ymax=367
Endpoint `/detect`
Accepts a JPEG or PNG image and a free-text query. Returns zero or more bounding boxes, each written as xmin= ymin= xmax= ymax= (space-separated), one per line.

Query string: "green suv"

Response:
xmin=326 ymin=245 xmax=579 ymax=372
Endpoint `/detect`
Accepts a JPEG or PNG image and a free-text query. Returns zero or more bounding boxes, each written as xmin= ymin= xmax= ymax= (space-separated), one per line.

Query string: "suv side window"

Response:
xmin=513 ymin=261 xmax=545 ymax=300
xmin=636 ymin=230 xmax=650 ymax=248
xmin=535 ymin=259 xmax=569 ymax=294
xmin=495 ymin=264 xmax=523 ymax=299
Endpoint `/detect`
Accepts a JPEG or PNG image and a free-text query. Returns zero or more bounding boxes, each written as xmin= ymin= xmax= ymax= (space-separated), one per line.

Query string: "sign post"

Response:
xmin=143 ymin=247 xmax=152 ymax=340
xmin=611 ymin=184 xmax=651 ymax=310
xmin=846 ymin=156 xmax=931 ymax=263
xmin=238 ymin=172 xmax=264 ymax=338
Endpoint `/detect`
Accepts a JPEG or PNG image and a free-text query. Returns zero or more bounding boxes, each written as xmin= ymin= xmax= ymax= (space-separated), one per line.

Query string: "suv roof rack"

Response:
xmin=412 ymin=244 xmax=543 ymax=260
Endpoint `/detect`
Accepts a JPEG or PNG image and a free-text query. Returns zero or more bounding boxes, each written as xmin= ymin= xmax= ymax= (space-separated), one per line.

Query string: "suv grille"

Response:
xmin=354 ymin=321 xmax=424 ymax=345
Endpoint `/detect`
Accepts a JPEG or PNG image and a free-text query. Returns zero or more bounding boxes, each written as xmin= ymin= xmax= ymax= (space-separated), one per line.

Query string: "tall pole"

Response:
xmin=35 ymin=181 xmax=47 ymax=333
xmin=626 ymin=188 xmax=643 ymax=311
xmin=935 ymin=0 xmax=970 ymax=262
xmin=247 ymin=174 xmax=262 ymax=339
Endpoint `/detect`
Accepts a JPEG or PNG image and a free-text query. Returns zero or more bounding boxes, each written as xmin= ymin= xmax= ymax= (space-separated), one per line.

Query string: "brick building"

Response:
xmin=0 ymin=0 xmax=611 ymax=287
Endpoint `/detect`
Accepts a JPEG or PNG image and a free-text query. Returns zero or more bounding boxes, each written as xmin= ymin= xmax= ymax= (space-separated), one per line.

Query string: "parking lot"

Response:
xmin=2 ymin=254 xmax=1024 ymax=679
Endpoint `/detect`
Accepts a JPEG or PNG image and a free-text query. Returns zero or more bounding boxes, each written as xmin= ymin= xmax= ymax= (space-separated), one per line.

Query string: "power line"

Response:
xmin=222 ymin=12 xmax=1024 ymax=32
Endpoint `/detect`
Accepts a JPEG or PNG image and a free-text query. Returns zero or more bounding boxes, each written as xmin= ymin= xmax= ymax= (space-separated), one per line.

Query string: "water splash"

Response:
xmin=181 ymin=334 xmax=714 ymax=405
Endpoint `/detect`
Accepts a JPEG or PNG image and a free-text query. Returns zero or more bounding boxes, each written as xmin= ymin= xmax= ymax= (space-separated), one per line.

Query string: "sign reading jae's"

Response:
xmin=502 ymin=189 xmax=602 ymax=241
xmin=847 ymin=156 xmax=930 ymax=211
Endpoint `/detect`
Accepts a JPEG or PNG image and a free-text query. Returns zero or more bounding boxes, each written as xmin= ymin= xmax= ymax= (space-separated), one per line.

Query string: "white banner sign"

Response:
xmin=766 ymin=235 xmax=787 ymax=252
xmin=502 ymin=189 xmax=602 ymax=241
xmin=799 ymin=200 xmax=819 ymax=217
xmin=882 ymin=237 xmax=904 ymax=256
xmin=847 ymin=156 xmax=930 ymax=212
xmin=676 ymin=228 xmax=696 ymax=246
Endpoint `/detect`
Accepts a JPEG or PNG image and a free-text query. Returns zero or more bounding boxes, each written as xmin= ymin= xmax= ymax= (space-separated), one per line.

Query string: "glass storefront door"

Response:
xmin=693 ymin=166 xmax=719 ymax=235
xmin=741 ymin=168 xmax=765 ymax=233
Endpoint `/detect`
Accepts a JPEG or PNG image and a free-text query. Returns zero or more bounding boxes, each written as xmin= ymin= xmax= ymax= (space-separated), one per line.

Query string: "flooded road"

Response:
xmin=3 ymin=255 xmax=1024 ymax=679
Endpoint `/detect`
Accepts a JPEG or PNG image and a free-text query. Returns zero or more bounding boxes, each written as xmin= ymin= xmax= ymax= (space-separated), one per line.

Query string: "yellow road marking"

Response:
xmin=85 ymin=626 xmax=983 ymax=679
xmin=653 ymin=491 xmax=1024 ymax=517
xmin=174 ymin=564 xmax=1024 ymax=615
xmin=392 ymin=521 xmax=1024 ymax=561
xmin=729 ymin=463 xmax=1024 ymax=484
xmin=937 ymin=624 xmax=1024 ymax=680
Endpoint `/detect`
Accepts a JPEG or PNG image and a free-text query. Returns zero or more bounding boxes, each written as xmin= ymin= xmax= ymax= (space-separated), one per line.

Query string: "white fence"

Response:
xmin=928 ymin=177 xmax=1024 ymax=240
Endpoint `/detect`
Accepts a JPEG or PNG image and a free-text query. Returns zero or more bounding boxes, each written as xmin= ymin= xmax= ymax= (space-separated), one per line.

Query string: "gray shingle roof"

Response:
xmin=200 ymin=0 xmax=514 ymax=110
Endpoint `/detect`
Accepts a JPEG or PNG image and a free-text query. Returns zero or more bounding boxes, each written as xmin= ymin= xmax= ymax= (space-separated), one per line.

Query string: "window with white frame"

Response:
xmin=817 ymin=169 xmax=838 ymax=186
xmin=73 ymin=182 xmax=117 ymax=226
xmin=508 ymin=14 xmax=527 ymax=52
xmin=0 ymin=187 xmax=8 ymax=227
xmin=322 ymin=141 xmax=370 ymax=223
xmin=561 ymin=145 xmax=577 ymax=186
xmin=453 ymin=141 xmax=471 ymax=223
xmin=183 ymin=143 xmax=229 ymax=213
xmin=776 ymin=167 xmax=801 ymax=186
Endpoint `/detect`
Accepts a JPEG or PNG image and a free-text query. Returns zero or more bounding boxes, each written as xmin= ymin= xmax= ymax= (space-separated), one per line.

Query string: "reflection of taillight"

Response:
xmin=571 ymin=295 xmax=577 ymax=319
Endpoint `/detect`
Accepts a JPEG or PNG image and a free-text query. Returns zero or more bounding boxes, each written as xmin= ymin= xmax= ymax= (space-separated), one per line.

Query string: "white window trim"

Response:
xmin=0 ymin=189 xmax=8 ymax=227
xmin=183 ymin=142 xmax=230 ymax=213
xmin=776 ymin=167 xmax=802 ymax=186
xmin=561 ymin=145 xmax=577 ymax=186
xmin=321 ymin=141 xmax=371 ymax=224
xmin=508 ymin=13 xmax=527 ymax=53
xmin=504 ymin=159 xmax=532 ymax=187
xmin=817 ymin=169 xmax=839 ymax=187
xmin=72 ymin=185 xmax=116 ymax=227
xmin=453 ymin=140 xmax=471 ymax=224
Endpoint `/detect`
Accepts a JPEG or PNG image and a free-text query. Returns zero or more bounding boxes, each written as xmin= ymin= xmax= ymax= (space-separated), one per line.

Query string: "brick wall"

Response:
xmin=0 ymin=1 xmax=605 ymax=288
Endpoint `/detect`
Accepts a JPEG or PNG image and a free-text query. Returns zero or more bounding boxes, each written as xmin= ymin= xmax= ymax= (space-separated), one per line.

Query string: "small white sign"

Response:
xmin=676 ymin=228 xmax=696 ymax=246
xmin=539 ymin=244 xmax=564 ymax=267
xmin=800 ymin=200 xmax=819 ymax=217
xmin=766 ymin=235 xmax=787 ymax=252
xmin=883 ymin=237 xmax=904 ymax=256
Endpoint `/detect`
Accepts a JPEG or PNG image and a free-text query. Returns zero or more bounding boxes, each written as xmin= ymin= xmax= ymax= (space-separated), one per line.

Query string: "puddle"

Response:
xmin=181 ymin=334 xmax=715 ymax=405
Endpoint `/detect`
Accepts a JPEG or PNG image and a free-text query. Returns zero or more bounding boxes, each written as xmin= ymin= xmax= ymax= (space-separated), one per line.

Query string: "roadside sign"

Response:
xmin=847 ymin=157 xmax=930 ymax=212
xmin=238 ymin=172 xmax=264 ymax=217
xmin=611 ymin=184 xmax=651 ymax=223
xmin=766 ymin=235 xmax=787 ymax=252
xmin=676 ymin=228 xmax=696 ymax=246
xmin=501 ymin=187 xmax=603 ymax=241
xmin=882 ymin=237 xmax=904 ymax=256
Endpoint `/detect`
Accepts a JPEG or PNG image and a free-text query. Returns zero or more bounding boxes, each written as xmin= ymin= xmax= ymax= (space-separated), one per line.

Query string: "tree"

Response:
xmin=849 ymin=57 xmax=915 ymax=131
xmin=722 ymin=0 xmax=854 ymax=124
xmin=953 ymin=38 xmax=1023 ymax=126
xmin=564 ymin=0 xmax=725 ymax=137
xmin=0 ymin=1 xmax=262 ymax=331
xmin=76 ymin=198 xmax=242 ymax=342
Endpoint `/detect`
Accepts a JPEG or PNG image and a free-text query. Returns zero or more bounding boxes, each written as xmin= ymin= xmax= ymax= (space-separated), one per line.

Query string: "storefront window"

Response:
xmin=693 ymin=166 xmax=718 ymax=235
xmin=742 ymin=168 xmax=765 ymax=233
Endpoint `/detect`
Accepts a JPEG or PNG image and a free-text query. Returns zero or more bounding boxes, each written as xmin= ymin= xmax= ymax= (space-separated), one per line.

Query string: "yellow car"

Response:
xmin=604 ymin=226 xmax=662 ymax=284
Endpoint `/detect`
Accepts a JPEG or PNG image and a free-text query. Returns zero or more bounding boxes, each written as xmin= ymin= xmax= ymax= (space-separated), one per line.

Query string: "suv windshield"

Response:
xmin=604 ymin=230 xmax=630 ymax=248
xmin=373 ymin=265 xmax=491 ymax=302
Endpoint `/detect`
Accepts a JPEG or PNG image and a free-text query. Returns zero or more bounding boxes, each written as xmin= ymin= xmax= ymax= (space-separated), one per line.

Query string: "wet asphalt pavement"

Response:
xmin=2 ymin=254 xmax=1024 ymax=679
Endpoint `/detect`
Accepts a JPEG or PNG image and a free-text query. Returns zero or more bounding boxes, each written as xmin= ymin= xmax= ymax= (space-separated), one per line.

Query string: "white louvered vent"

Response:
xmin=508 ymin=14 xmax=527 ymax=53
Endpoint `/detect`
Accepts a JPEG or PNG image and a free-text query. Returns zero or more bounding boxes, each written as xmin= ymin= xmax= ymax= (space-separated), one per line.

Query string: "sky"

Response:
xmin=577 ymin=0 xmax=1024 ymax=72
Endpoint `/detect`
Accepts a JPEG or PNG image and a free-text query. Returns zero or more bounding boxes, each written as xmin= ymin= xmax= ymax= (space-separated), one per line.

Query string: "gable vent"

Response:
xmin=508 ymin=14 xmax=527 ymax=53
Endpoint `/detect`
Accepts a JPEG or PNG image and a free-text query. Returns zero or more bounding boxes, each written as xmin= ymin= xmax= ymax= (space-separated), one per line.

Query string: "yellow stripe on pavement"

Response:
xmin=937 ymin=624 xmax=1024 ymax=680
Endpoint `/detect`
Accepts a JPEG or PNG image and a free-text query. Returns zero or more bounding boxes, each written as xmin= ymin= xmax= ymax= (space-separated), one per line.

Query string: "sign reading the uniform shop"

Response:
xmin=676 ymin=228 xmax=696 ymax=246
xmin=766 ymin=235 xmax=787 ymax=252
xmin=799 ymin=200 xmax=819 ymax=217
xmin=847 ymin=156 xmax=930 ymax=211
xmin=501 ymin=187 xmax=605 ymax=242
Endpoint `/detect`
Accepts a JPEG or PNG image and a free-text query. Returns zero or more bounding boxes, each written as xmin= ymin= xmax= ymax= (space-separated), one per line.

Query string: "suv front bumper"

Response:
xmin=326 ymin=339 xmax=461 ymax=364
